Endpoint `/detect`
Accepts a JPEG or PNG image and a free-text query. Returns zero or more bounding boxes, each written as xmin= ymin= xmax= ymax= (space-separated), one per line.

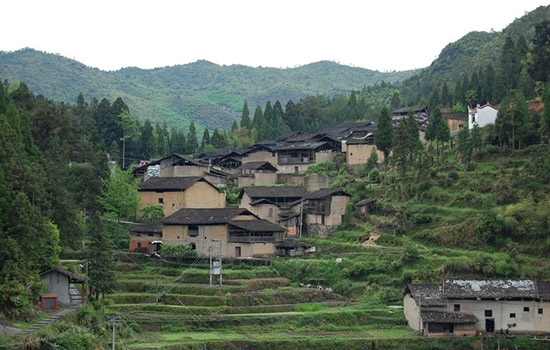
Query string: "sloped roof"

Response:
xmin=392 ymin=105 xmax=428 ymax=115
xmin=421 ymin=311 xmax=478 ymax=324
xmin=408 ymin=279 xmax=550 ymax=302
xmin=443 ymin=279 xmax=540 ymax=299
xmin=306 ymin=188 xmax=350 ymax=200
xmin=229 ymin=220 xmax=285 ymax=232
xmin=407 ymin=283 xmax=446 ymax=306
xmin=241 ymin=186 xmax=308 ymax=199
xmin=274 ymin=141 xmax=329 ymax=151
xmin=130 ymin=223 xmax=162 ymax=233
xmin=138 ymin=176 xmax=220 ymax=192
xmin=40 ymin=266 xmax=86 ymax=283
xmin=238 ymin=161 xmax=278 ymax=171
xmin=162 ymin=208 xmax=254 ymax=225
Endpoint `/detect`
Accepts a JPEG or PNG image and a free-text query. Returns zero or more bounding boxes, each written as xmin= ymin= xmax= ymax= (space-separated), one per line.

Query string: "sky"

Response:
xmin=3 ymin=0 xmax=549 ymax=72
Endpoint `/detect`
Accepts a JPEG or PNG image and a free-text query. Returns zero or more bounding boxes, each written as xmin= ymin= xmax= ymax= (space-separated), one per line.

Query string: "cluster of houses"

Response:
xmin=129 ymin=104 xmax=500 ymax=260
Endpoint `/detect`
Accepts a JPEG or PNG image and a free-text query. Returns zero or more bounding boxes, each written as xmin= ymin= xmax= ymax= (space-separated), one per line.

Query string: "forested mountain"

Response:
xmin=0 ymin=49 xmax=415 ymax=131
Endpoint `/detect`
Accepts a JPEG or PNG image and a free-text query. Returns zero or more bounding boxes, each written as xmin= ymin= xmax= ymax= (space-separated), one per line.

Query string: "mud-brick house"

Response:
xmin=240 ymin=144 xmax=278 ymax=166
xmin=138 ymin=176 xmax=225 ymax=217
xmin=161 ymin=208 xmax=285 ymax=258
xmin=40 ymin=267 xmax=86 ymax=308
xmin=236 ymin=161 xmax=278 ymax=187
xmin=404 ymin=279 xmax=550 ymax=337
xmin=303 ymin=188 xmax=350 ymax=237
xmin=158 ymin=153 xmax=209 ymax=177
xmin=128 ymin=223 xmax=162 ymax=253
xmin=274 ymin=139 xmax=340 ymax=174
xmin=443 ymin=111 xmax=468 ymax=134
xmin=239 ymin=186 xmax=308 ymax=235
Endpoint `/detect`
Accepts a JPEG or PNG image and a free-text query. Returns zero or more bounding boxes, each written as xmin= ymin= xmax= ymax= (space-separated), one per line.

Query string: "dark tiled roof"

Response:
xmin=139 ymin=177 xmax=219 ymax=192
xmin=130 ymin=223 xmax=162 ymax=233
xmin=229 ymin=220 xmax=285 ymax=232
xmin=421 ymin=311 xmax=478 ymax=324
xmin=407 ymin=284 xmax=446 ymax=306
xmin=242 ymin=186 xmax=308 ymax=199
xmin=443 ymin=279 xmax=540 ymax=299
xmin=238 ymin=161 xmax=278 ymax=171
xmin=41 ymin=266 xmax=86 ymax=283
xmin=306 ymin=188 xmax=350 ymax=200
xmin=274 ymin=141 xmax=328 ymax=151
xmin=162 ymin=208 xmax=253 ymax=225
xmin=392 ymin=105 xmax=428 ymax=115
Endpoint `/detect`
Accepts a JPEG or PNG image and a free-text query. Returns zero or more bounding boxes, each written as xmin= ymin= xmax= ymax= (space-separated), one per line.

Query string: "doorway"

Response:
xmin=235 ymin=246 xmax=241 ymax=257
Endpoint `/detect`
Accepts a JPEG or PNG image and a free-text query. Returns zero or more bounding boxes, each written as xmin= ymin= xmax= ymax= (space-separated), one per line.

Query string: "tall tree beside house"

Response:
xmin=140 ymin=119 xmax=156 ymax=159
xmin=98 ymin=166 xmax=140 ymax=248
xmin=187 ymin=121 xmax=199 ymax=154
xmin=540 ymin=84 xmax=550 ymax=143
xmin=374 ymin=106 xmax=394 ymax=170
xmin=200 ymin=127 xmax=211 ymax=152
xmin=156 ymin=122 xmax=170 ymax=157
xmin=170 ymin=127 xmax=187 ymax=154
xmin=426 ymin=107 xmax=451 ymax=161
xmin=496 ymin=90 xmax=529 ymax=150
xmin=86 ymin=213 xmax=117 ymax=302
xmin=240 ymin=101 xmax=251 ymax=129
xmin=118 ymin=109 xmax=140 ymax=168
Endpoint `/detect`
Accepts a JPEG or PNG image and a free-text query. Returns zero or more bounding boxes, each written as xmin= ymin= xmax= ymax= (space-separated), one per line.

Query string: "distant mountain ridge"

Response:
xmin=1 ymin=4 xmax=549 ymax=130
xmin=0 ymin=49 xmax=416 ymax=130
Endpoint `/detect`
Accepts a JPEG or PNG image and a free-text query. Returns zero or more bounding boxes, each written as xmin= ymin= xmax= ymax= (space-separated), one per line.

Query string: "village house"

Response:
xmin=161 ymin=208 xmax=285 ymax=258
xmin=404 ymin=279 xmax=550 ymax=337
xmin=138 ymin=176 xmax=225 ymax=217
xmin=443 ymin=111 xmax=469 ymax=134
xmin=240 ymin=144 xmax=278 ymax=166
xmin=128 ymin=223 xmax=162 ymax=254
xmin=274 ymin=140 xmax=340 ymax=174
xmin=303 ymin=188 xmax=350 ymax=237
xmin=235 ymin=161 xmax=278 ymax=187
xmin=468 ymin=103 xmax=499 ymax=129
xmin=40 ymin=267 xmax=86 ymax=310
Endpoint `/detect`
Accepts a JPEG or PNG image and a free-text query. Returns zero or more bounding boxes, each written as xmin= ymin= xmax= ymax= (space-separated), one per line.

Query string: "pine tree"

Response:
xmin=374 ymin=106 xmax=393 ymax=164
xmin=240 ymin=101 xmax=251 ymax=129
xmin=187 ymin=121 xmax=199 ymax=154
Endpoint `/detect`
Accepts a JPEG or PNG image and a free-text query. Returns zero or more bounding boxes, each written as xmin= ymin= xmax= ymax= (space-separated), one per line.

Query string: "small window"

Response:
xmin=510 ymin=313 xmax=516 ymax=318
xmin=158 ymin=198 xmax=164 ymax=204
xmin=538 ymin=308 xmax=543 ymax=314
xmin=524 ymin=307 xmax=530 ymax=312
xmin=454 ymin=304 xmax=460 ymax=312
xmin=485 ymin=310 xmax=492 ymax=317
xmin=188 ymin=224 xmax=199 ymax=237
xmin=189 ymin=243 xmax=196 ymax=250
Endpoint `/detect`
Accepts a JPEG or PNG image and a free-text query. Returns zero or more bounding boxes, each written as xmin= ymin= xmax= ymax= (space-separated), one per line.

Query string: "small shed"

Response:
xmin=355 ymin=198 xmax=376 ymax=217
xmin=40 ymin=267 xmax=86 ymax=307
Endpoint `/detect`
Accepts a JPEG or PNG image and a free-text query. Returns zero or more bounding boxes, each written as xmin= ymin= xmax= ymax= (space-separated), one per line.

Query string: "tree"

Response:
xmin=496 ymin=90 xmax=529 ymax=150
xmin=528 ymin=19 xmax=550 ymax=83
xmin=187 ymin=121 xmax=199 ymax=154
xmin=541 ymin=84 xmax=550 ymax=143
xmin=374 ymin=106 xmax=393 ymax=166
xmin=86 ymin=214 xmax=117 ymax=302
xmin=140 ymin=204 xmax=164 ymax=223
xmin=200 ymin=127 xmax=211 ymax=151
xmin=140 ymin=119 xmax=156 ymax=159
xmin=240 ymin=101 xmax=251 ymax=129
xmin=98 ymin=166 xmax=140 ymax=247
xmin=118 ymin=109 xmax=139 ymax=168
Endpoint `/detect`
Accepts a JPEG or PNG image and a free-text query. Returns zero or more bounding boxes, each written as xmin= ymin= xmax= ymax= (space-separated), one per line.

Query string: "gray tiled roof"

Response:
xmin=139 ymin=177 xmax=219 ymax=192
xmin=242 ymin=186 xmax=308 ymax=199
xmin=229 ymin=220 xmax=285 ymax=232
xmin=407 ymin=284 xmax=446 ymax=306
xmin=130 ymin=223 xmax=162 ymax=233
xmin=162 ymin=208 xmax=254 ymax=225
xmin=41 ymin=267 xmax=86 ymax=283
xmin=306 ymin=188 xmax=349 ymax=200
xmin=238 ymin=161 xmax=278 ymax=171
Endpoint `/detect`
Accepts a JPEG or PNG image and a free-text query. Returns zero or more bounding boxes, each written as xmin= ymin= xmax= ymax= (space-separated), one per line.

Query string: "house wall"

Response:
xmin=446 ymin=119 xmax=467 ymax=133
xmin=247 ymin=203 xmax=281 ymax=223
xmin=404 ymin=293 xmax=422 ymax=332
xmin=162 ymin=222 xmax=277 ymax=258
xmin=277 ymin=163 xmax=310 ymax=174
xmin=469 ymin=106 xmax=498 ymax=129
xmin=305 ymin=195 xmax=348 ymax=226
xmin=254 ymin=172 xmax=278 ymax=186
xmin=140 ymin=182 xmax=225 ymax=217
xmin=129 ymin=233 xmax=162 ymax=252
xmin=160 ymin=165 xmax=207 ymax=177
xmin=242 ymin=150 xmax=277 ymax=164
xmin=346 ymin=144 xmax=384 ymax=166
xmin=449 ymin=298 xmax=550 ymax=333
xmin=42 ymin=272 xmax=70 ymax=306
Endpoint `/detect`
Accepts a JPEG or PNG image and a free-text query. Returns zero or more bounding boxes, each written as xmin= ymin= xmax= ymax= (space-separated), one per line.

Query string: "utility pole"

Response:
xmin=107 ymin=314 xmax=121 ymax=350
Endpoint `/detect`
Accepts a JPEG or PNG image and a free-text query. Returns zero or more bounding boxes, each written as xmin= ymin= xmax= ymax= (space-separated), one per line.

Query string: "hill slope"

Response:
xmin=0 ymin=49 xmax=415 ymax=129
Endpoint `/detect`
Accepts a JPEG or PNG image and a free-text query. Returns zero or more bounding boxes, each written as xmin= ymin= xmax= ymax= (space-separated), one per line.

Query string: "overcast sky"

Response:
xmin=3 ymin=1 xmax=548 ymax=72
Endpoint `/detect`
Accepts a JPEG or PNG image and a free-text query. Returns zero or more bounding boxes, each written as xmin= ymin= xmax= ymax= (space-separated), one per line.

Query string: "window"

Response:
xmin=524 ymin=307 xmax=530 ymax=312
xmin=158 ymin=198 xmax=164 ymax=204
xmin=454 ymin=304 xmax=460 ymax=312
xmin=189 ymin=243 xmax=196 ymax=250
xmin=538 ymin=308 xmax=543 ymax=314
xmin=510 ymin=313 xmax=516 ymax=318
xmin=188 ymin=225 xmax=199 ymax=237
xmin=485 ymin=310 xmax=492 ymax=317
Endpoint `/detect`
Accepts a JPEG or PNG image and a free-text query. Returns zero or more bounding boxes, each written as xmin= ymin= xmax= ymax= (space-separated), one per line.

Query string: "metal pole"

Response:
xmin=112 ymin=322 xmax=116 ymax=350
xmin=209 ymin=246 xmax=213 ymax=287
xmin=219 ymin=240 xmax=222 ymax=286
